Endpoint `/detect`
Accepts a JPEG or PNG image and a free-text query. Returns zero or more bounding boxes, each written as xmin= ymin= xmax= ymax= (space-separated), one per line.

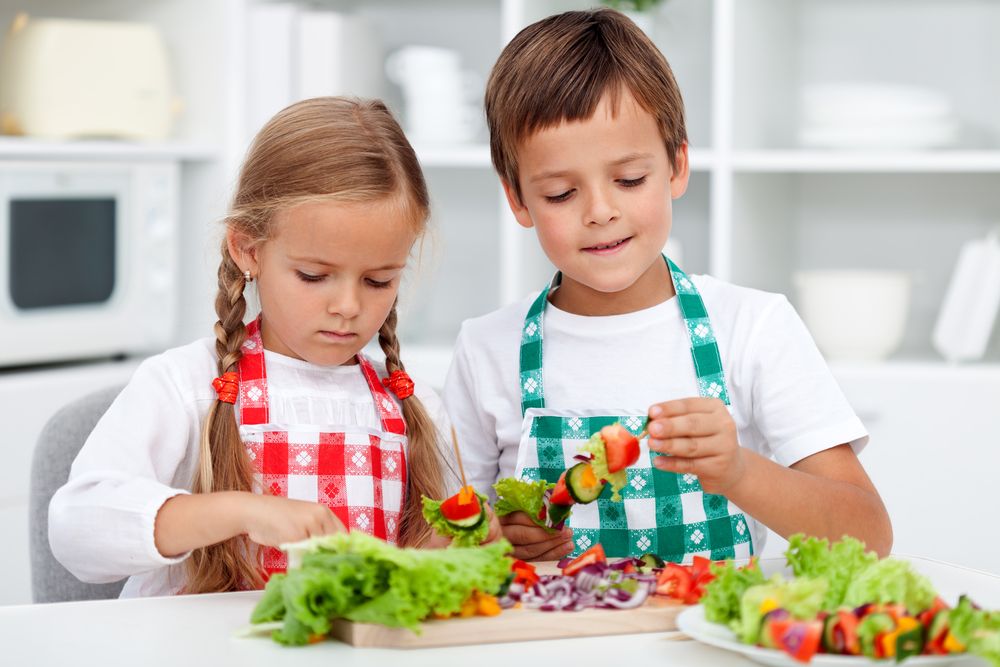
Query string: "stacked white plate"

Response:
xmin=799 ymin=83 xmax=959 ymax=149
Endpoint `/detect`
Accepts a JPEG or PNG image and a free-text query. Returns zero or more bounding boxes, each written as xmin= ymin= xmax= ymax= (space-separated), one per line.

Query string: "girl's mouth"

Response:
xmin=320 ymin=330 xmax=357 ymax=341
xmin=583 ymin=236 xmax=632 ymax=255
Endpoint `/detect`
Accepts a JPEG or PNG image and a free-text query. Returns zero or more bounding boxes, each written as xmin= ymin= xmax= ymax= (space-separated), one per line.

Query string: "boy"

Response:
xmin=443 ymin=9 xmax=891 ymax=562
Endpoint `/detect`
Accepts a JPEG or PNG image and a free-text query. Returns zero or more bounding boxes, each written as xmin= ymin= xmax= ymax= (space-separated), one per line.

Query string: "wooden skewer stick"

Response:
xmin=450 ymin=425 xmax=469 ymax=490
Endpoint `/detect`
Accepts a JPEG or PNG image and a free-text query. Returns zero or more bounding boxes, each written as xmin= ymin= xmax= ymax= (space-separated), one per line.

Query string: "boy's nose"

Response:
xmin=584 ymin=187 xmax=620 ymax=226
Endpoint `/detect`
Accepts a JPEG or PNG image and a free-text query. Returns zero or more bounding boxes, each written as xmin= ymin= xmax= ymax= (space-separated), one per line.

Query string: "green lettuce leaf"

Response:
xmin=702 ymin=559 xmax=767 ymax=631
xmin=842 ymin=557 xmax=936 ymax=613
xmin=492 ymin=477 xmax=552 ymax=528
xmin=250 ymin=532 xmax=513 ymax=645
xmin=421 ymin=491 xmax=490 ymax=547
xmin=580 ymin=431 xmax=627 ymax=501
xmin=784 ymin=533 xmax=877 ymax=610
xmin=950 ymin=595 xmax=1000 ymax=667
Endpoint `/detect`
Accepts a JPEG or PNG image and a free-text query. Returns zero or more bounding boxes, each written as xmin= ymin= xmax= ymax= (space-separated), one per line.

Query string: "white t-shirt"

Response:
xmin=443 ymin=274 xmax=868 ymax=552
xmin=49 ymin=337 xmax=456 ymax=598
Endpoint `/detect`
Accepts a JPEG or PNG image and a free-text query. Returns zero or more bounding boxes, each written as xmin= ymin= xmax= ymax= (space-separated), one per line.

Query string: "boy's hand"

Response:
xmin=498 ymin=511 xmax=574 ymax=561
xmin=646 ymin=397 xmax=747 ymax=495
xmin=242 ymin=494 xmax=346 ymax=547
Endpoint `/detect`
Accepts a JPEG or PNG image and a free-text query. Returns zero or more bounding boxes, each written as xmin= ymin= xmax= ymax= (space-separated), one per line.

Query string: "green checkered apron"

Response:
xmin=514 ymin=257 xmax=755 ymax=561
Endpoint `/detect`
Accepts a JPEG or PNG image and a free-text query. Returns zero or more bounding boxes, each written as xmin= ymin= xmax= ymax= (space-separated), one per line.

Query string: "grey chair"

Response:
xmin=29 ymin=385 xmax=127 ymax=603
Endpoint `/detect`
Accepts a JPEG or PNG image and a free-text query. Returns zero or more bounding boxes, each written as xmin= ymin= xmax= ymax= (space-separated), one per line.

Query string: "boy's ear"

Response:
xmin=501 ymin=179 xmax=535 ymax=229
xmin=226 ymin=227 xmax=260 ymax=276
xmin=669 ymin=142 xmax=691 ymax=199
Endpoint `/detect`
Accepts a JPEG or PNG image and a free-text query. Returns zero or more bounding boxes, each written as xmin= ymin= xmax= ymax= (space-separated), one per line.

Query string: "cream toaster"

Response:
xmin=0 ymin=13 xmax=175 ymax=140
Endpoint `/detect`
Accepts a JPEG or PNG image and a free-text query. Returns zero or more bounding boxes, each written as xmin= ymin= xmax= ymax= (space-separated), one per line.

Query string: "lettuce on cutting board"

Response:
xmin=249 ymin=532 xmax=512 ymax=645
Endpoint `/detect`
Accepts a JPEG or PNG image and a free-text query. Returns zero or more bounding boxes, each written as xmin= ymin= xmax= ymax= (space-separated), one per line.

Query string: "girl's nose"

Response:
xmin=327 ymin=284 xmax=361 ymax=319
xmin=585 ymin=186 xmax=620 ymax=226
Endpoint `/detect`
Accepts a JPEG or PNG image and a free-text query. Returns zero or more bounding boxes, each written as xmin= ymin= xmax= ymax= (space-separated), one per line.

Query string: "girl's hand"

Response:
xmin=480 ymin=504 xmax=504 ymax=545
xmin=241 ymin=494 xmax=346 ymax=547
xmin=498 ymin=511 xmax=574 ymax=561
xmin=646 ymin=397 xmax=747 ymax=495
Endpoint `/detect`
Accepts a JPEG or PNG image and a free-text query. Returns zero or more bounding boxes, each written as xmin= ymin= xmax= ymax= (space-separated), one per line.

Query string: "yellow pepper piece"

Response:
xmin=476 ymin=593 xmax=502 ymax=617
xmin=458 ymin=485 xmax=475 ymax=505
xmin=758 ymin=598 xmax=779 ymax=616
xmin=943 ymin=632 xmax=966 ymax=653
xmin=581 ymin=464 xmax=599 ymax=488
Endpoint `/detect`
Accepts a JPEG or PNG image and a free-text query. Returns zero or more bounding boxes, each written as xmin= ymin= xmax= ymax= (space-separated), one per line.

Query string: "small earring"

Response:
xmin=243 ymin=269 xmax=253 ymax=283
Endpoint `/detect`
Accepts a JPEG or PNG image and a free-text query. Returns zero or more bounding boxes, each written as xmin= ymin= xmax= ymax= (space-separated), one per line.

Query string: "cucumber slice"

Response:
xmin=639 ymin=553 xmax=665 ymax=571
xmin=566 ymin=462 xmax=606 ymax=504
xmin=445 ymin=508 xmax=484 ymax=529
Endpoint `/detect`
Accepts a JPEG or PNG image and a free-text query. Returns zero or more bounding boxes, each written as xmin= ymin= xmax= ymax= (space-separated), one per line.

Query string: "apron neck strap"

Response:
xmin=517 ymin=255 xmax=731 ymax=416
xmin=235 ymin=317 xmax=408 ymax=435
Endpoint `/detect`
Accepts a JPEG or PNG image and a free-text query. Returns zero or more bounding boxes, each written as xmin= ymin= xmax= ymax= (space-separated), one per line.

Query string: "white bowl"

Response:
xmin=793 ymin=270 xmax=911 ymax=362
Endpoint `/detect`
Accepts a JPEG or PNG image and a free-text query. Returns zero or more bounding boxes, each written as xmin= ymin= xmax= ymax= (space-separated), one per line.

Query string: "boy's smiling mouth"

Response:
xmin=583 ymin=236 xmax=632 ymax=254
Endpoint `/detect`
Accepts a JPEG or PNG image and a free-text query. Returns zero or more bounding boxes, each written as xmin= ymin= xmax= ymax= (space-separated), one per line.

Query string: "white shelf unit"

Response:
xmin=3 ymin=0 xmax=1000 ymax=605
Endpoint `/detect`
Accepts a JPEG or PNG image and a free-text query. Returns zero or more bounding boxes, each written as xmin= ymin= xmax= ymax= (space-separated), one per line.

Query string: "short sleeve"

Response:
xmin=743 ymin=296 xmax=868 ymax=467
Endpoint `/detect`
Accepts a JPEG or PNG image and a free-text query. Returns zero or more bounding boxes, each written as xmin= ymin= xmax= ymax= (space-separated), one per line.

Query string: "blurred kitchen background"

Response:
xmin=2 ymin=0 xmax=999 ymax=605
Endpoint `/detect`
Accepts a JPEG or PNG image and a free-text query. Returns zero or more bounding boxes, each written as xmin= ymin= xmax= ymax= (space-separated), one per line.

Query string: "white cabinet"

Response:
xmin=2 ymin=0 xmax=1000 ymax=605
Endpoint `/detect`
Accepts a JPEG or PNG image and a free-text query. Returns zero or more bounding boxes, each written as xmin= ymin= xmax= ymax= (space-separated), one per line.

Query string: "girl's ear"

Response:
xmin=669 ymin=142 xmax=691 ymax=199
xmin=501 ymin=179 xmax=535 ymax=229
xmin=225 ymin=228 xmax=260 ymax=276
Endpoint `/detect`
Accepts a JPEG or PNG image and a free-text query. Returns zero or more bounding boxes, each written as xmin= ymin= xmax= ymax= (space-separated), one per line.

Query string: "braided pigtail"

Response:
xmin=378 ymin=303 xmax=447 ymax=546
xmin=184 ymin=243 xmax=262 ymax=593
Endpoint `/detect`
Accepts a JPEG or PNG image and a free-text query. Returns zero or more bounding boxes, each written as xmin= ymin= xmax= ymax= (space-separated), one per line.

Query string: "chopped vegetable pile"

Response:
xmin=500 ymin=545 xmax=657 ymax=611
xmin=248 ymin=532 xmax=512 ymax=645
xmin=699 ymin=533 xmax=1000 ymax=665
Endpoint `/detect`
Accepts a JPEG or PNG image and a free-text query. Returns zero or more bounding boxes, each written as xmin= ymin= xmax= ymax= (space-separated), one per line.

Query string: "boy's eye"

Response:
xmin=544 ymin=189 xmax=574 ymax=203
xmin=365 ymin=278 xmax=393 ymax=289
xmin=619 ymin=176 xmax=647 ymax=188
xmin=296 ymin=270 xmax=324 ymax=283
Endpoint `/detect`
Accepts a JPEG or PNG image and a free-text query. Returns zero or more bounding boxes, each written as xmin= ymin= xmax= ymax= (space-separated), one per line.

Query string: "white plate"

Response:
xmin=675 ymin=606 xmax=980 ymax=667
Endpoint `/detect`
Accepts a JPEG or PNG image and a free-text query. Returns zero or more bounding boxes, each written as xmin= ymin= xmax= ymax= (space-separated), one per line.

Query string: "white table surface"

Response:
xmin=2 ymin=556 xmax=997 ymax=667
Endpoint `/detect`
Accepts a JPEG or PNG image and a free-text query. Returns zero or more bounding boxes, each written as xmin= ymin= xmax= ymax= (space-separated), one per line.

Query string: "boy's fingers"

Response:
xmin=648 ymin=413 xmax=720 ymax=439
xmin=648 ymin=397 xmax=725 ymax=419
xmin=502 ymin=522 xmax=558 ymax=545
xmin=512 ymin=535 xmax=574 ymax=561
xmin=498 ymin=511 xmax=544 ymax=527
xmin=653 ymin=452 xmax=701 ymax=475
xmin=648 ymin=436 xmax=701 ymax=457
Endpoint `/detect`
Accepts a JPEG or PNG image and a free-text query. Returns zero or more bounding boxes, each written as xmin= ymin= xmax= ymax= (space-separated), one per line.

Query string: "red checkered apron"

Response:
xmin=236 ymin=319 xmax=407 ymax=575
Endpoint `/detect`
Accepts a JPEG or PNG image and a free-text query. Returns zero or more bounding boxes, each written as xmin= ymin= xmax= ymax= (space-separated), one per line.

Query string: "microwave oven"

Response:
xmin=0 ymin=160 xmax=179 ymax=367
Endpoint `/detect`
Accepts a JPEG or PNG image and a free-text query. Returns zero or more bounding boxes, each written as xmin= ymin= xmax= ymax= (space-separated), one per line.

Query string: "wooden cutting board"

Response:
xmin=327 ymin=597 xmax=685 ymax=648
xmin=327 ymin=562 xmax=686 ymax=648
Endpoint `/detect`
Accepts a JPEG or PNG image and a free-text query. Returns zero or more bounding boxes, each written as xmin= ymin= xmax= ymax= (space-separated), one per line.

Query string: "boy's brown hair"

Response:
xmin=485 ymin=8 xmax=687 ymax=203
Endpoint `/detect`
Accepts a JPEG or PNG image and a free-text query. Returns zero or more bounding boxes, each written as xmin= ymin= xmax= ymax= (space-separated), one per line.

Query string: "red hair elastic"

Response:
xmin=382 ymin=370 xmax=415 ymax=400
xmin=212 ymin=371 xmax=239 ymax=404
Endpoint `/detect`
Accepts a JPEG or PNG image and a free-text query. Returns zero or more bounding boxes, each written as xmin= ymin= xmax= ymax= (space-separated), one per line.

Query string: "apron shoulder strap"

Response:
xmin=358 ymin=354 xmax=408 ymax=437
xmin=237 ymin=317 xmax=269 ymax=425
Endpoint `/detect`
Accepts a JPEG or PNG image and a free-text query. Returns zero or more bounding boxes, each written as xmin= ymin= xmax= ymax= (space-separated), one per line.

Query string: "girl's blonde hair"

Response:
xmin=185 ymin=97 xmax=445 ymax=594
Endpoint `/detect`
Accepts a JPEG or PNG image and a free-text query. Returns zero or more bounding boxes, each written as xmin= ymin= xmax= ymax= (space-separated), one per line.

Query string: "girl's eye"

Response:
xmin=619 ymin=176 xmax=647 ymax=188
xmin=296 ymin=271 xmax=323 ymax=283
xmin=366 ymin=278 xmax=393 ymax=289
xmin=544 ymin=189 xmax=574 ymax=204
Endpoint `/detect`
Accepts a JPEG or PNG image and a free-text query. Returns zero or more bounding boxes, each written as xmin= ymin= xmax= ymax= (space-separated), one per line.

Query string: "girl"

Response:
xmin=49 ymin=97 xmax=498 ymax=597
